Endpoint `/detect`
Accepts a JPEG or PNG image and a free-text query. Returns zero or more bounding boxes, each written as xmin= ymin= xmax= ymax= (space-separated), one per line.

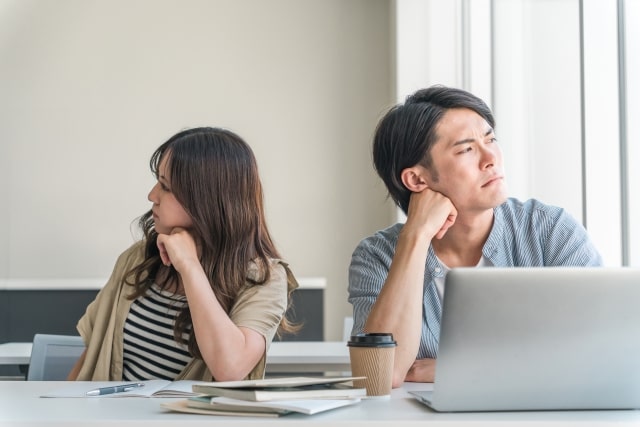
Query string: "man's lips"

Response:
xmin=482 ymin=176 xmax=503 ymax=187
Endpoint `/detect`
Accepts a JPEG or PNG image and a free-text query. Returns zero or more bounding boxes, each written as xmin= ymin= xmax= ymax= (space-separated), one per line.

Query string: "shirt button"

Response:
xmin=435 ymin=267 xmax=441 ymax=273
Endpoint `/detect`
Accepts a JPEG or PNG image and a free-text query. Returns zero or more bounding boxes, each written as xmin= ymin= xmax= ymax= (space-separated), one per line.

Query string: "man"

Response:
xmin=348 ymin=85 xmax=603 ymax=387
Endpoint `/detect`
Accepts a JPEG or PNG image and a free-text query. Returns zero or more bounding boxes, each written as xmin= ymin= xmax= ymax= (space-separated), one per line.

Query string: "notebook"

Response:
xmin=410 ymin=267 xmax=640 ymax=412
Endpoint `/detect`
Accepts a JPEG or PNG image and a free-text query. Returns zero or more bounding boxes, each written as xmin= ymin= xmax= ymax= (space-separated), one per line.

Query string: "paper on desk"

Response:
xmin=40 ymin=380 xmax=202 ymax=398
xmin=209 ymin=396 xmax=362 ymax=415
xmin=161 ymin=396 xmax=362 ymax=416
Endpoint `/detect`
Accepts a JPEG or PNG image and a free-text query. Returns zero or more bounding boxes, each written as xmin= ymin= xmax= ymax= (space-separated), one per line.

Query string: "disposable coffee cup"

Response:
xmin=347 ymin=333 xmax=397 ymax=399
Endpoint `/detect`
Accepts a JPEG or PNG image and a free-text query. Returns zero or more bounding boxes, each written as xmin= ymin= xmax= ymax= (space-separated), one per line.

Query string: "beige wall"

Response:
xmin=0 ymin=0 xmax=395 ymax=339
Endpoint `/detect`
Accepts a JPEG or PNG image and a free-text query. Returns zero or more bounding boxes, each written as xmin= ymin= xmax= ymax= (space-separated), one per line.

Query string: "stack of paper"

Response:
xmin=41 ymin=380 xmax=203 ymax=398
xmin=162 ymin=376 xmax=366 ymax=417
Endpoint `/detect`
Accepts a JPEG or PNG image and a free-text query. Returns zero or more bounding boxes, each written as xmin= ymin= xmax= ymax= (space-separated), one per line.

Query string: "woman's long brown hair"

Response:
xmin=125 ymin=127 xmax=296 ymax=358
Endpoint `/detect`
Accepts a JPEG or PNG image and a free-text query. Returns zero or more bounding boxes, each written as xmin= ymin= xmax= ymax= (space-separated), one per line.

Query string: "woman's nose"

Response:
xmin=148 ymin=183 xmax=159 ymax=203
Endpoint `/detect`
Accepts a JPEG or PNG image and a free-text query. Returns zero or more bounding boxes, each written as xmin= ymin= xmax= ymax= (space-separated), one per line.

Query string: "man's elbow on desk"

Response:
xmin=392 ymin=363 xmax=412 ymax=389
xmin=402 ymin=358 xmax=437 ymax=385
xmin=392 ymin=372 xmax=407 ymax=389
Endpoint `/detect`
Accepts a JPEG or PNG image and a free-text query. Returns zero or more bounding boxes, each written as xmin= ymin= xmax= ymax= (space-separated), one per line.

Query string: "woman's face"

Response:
xmin=425 ymin=108 xmax=508 ymax=213
xmin=147 ymin=154 xmax=193 ymax=235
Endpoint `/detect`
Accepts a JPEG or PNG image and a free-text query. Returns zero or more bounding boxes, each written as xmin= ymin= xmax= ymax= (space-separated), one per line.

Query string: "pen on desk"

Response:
xmin=85 ymin=382 xmax=145 ymax=396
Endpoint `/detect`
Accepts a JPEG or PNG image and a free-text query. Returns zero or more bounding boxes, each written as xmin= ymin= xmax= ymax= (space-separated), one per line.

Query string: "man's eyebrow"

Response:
xmin=452 ymin=128 xmax=494 ymax=146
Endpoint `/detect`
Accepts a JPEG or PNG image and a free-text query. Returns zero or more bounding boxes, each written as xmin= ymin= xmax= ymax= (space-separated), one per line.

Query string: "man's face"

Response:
xmin=425 ymin=108 xmax=508 ymax=213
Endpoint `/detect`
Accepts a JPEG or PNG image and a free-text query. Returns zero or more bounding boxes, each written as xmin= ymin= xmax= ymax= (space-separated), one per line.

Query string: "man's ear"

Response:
xmin=400 ymin=166 xmax=429 ymax=192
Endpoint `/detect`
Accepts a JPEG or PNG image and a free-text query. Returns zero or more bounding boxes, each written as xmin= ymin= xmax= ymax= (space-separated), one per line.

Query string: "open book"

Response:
xmin=162 ymin=395 xmax=362 ymax=417
xmin=191 ymin=376 xmax=366 ymax=402
xmin=41 ymin=380 xmax=204 ymax=398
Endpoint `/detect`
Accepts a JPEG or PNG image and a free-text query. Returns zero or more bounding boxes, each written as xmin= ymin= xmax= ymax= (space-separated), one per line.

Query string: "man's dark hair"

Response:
xmin=373 ymin=85 xmax=495 ymax=214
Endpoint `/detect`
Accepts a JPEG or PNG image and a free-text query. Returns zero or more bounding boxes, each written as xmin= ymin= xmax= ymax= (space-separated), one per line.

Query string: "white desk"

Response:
xmin=0 ymin=342 xmax=31 ymax=365
xmin=0 ymin=341 xmax=350 ymax=375
xmin=0 ymin=381 xmax=638 ymax=426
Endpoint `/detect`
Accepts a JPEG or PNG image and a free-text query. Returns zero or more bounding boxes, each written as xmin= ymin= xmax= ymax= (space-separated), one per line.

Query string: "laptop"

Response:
xmin=410 ymin=267 xmax=640 ymax=412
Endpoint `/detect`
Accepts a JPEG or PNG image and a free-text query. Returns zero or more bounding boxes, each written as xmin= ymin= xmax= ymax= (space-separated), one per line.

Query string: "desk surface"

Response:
xmin=0 ymin=341 xmax=351 ymax=374
xmin=1 ymin=381 xmax=639 ymax=426
xmin=0 ymin=342 xmax=30 ymax=365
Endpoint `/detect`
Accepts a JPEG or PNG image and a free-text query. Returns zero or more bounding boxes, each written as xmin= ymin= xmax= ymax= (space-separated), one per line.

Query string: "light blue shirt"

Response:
xmin=348 ymin=198 xmax=603 ymax=359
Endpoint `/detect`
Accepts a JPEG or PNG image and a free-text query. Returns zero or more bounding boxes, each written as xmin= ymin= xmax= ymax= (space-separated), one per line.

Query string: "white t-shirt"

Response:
xmin=434 ymin=256 xmax=493 ymax=301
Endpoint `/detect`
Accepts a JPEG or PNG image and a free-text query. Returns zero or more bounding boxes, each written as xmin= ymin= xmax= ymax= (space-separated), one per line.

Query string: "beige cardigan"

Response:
xmin=76 ymin=241 xmax=297 ymax=381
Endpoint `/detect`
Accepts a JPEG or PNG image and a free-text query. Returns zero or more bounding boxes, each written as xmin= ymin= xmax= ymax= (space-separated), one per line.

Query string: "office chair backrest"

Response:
xmin=342 ymin=316 xmax=354 ymax=341
xmin=27 ymin=334 xmax=85 ymax=381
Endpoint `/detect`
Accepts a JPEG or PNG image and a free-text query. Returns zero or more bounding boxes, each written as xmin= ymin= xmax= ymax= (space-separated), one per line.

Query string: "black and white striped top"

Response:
xmin=123 ymin=284 xmax=192 ymax=381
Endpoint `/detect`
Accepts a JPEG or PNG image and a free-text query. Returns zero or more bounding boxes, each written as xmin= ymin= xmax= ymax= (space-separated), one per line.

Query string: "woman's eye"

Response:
xmin=160 ymin=183 xmax=170 ymax=192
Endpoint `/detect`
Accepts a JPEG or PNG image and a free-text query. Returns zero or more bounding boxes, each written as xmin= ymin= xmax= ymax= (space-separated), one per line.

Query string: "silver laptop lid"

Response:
xmin=431 ymin=267 xmax=640 ymax=412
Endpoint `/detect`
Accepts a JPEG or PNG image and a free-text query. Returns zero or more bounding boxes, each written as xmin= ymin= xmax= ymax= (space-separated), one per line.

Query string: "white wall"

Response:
xmin=395 ymin=0 xmax=461 ymax=100
xmin=0 ymin=0 xmax=395 ymax=340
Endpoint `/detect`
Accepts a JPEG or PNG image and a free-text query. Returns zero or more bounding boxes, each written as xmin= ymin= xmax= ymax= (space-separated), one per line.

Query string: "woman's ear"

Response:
xmin=400 ymin=166 xmax=429 ymax=192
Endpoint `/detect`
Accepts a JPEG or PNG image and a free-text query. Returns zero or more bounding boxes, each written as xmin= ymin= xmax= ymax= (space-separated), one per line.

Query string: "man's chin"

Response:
xmin=495 ymin=194 xmax=509 ymax=206
xmin=485 ymin=193 xmax=508 ymax=210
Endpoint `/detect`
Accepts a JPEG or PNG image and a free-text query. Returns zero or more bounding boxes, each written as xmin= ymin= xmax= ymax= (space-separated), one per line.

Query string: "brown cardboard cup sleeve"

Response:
xmin=347 ymin=333 xmax=397 ymax=399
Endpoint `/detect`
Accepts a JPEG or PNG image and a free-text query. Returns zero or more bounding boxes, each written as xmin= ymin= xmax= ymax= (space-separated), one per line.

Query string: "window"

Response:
xmin=395 ymin=0 xmax=636 ymax=266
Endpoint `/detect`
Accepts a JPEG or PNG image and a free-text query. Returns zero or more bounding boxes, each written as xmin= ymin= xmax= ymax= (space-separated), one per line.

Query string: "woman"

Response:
xmin=69 ymin=127 xmax=298 ymax=381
